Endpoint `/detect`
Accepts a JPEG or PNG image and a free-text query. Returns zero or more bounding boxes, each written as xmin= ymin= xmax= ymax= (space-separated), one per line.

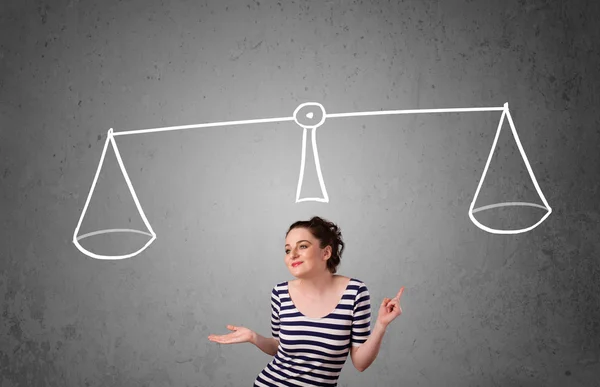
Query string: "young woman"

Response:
xmin=208 ymin=216 xmax=404 ymax=386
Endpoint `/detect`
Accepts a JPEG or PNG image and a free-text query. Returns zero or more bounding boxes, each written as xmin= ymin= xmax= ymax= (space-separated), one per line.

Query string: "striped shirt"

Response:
xmin=254 ymin=278 xmax=371 ymax=387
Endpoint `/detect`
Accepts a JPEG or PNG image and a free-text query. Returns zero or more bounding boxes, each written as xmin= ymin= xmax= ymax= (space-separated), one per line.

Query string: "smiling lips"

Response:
xmin=292 ymin=262 xmax=303 ymax=268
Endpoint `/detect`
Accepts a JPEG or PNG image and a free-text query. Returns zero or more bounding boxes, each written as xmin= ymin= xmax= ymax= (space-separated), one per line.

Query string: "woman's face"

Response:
xmin=284 ymin=228 xmax=331 ymax=277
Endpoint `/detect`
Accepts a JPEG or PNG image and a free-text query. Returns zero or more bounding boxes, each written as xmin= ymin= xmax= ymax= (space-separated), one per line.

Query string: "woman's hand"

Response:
xmin=208 ymin=325 xmax=255 ymax=344
xmin=376 ymin=286 xmax=404 ymax=328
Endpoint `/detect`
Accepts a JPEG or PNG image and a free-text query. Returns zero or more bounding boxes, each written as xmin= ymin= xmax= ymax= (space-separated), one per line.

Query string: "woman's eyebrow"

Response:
xmin=285 ymin=240 xmax=311 ymax=247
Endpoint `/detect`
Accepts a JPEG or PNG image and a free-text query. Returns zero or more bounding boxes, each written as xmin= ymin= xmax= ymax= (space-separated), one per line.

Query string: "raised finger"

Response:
xmin=395 ymin=287 xmax=405 ymax=301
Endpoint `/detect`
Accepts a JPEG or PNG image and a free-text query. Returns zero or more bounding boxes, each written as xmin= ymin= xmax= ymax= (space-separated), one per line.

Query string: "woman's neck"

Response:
xmin=297 ymin=272 xmax=336 ymax=299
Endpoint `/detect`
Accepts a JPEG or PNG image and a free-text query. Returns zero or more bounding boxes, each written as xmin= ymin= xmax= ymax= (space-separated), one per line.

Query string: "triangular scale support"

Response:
xmin=294 ymin=102 xmax=329 ymax=203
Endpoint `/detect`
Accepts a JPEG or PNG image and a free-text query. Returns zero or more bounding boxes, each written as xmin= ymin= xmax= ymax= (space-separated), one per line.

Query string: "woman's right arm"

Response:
xmin=251 ymin=332 xmax=279 ymax=357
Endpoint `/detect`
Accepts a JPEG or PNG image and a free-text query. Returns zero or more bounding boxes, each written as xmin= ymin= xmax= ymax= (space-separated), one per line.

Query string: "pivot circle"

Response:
xmin=293 ymin=102 xmax=326 ymax=129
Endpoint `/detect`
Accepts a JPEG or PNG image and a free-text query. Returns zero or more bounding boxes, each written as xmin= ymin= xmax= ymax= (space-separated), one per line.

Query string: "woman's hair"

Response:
xmin=286 ymin=216 xmax=345 ymax=274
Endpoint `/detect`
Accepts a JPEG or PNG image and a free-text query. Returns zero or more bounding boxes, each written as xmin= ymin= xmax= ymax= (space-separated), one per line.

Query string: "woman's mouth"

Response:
xmin=292 ymin=262 xmax=303 ymax=268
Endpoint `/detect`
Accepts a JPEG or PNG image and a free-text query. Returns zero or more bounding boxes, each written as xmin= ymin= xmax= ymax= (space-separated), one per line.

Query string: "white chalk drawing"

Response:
xmin=73 ymin=102 xmax=552 ymax=259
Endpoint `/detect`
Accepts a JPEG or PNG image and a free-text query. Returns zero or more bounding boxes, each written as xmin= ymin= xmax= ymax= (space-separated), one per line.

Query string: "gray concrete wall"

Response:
xmin=2 ymin=0 xmax=599 ymax=385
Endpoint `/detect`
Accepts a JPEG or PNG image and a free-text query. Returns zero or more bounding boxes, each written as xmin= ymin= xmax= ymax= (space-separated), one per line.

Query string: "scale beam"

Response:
xmin=73 ymin=101 xmax=552 ymax=259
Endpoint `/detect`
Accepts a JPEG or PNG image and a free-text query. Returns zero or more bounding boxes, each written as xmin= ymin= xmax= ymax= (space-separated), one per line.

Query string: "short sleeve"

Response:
xmin=271 ymin=285 xmax=281 ymax=339
xmin=351 ymin=281 xmax=371 ymax=347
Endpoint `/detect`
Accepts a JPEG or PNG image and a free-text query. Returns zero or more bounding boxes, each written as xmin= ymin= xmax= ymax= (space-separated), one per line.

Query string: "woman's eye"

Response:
xmin=286 ymin=245 xmax=308 ymax=254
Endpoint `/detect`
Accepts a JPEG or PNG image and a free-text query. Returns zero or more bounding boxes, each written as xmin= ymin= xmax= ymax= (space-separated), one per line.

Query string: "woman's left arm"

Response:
xmin=351 ymin=320 xmax=388 ymax=372
xmin=352 ymin=286 xmax=405 ymax=372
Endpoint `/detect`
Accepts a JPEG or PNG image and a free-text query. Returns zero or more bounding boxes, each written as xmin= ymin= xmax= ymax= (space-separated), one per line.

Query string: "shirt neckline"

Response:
xmin=286 ymin=277 xmax=354 ymax=320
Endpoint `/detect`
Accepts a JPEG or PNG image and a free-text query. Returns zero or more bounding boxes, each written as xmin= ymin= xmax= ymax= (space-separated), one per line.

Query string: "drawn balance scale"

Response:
xmin=73 ymin=101 xmax=552 ymax=260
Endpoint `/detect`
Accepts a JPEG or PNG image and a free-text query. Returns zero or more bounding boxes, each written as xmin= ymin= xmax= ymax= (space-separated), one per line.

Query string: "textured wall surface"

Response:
xmin=1 ymin=0 xmax=599 ymax=386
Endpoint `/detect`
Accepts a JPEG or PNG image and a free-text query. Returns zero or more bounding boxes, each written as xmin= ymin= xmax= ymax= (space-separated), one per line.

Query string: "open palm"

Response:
xmin=208 ymin=325 xmax=254 ymax=344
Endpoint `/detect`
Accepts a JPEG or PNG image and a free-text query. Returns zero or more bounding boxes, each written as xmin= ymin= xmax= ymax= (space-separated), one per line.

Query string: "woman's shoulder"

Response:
xmin=346 ymin=276 xmax=367 ymax=286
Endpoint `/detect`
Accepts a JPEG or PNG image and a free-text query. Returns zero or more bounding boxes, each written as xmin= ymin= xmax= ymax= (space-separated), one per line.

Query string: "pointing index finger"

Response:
xmin=396 ymin=286 xmax=405 ymax=301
